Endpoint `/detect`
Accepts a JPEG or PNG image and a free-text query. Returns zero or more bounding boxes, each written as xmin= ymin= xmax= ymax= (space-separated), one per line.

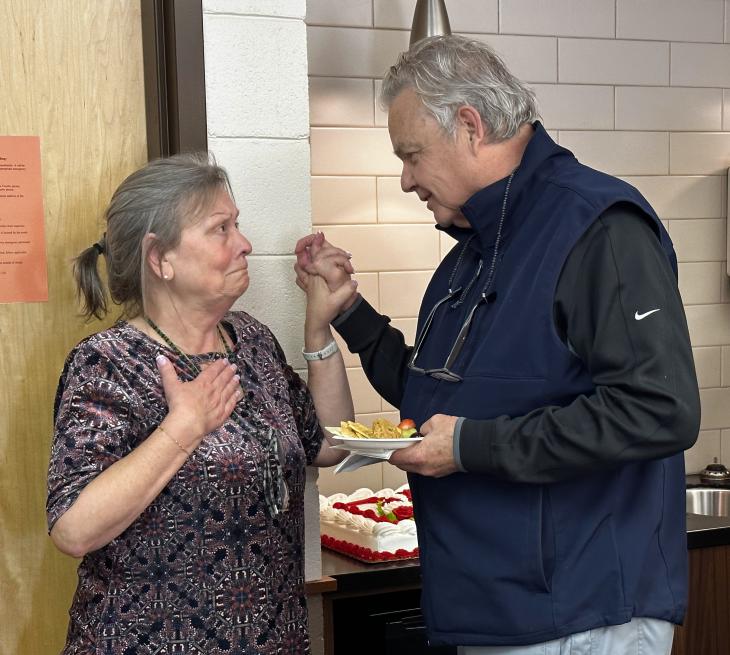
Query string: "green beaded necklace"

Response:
xmin=144 ymin=315 xmax=233 ymax=372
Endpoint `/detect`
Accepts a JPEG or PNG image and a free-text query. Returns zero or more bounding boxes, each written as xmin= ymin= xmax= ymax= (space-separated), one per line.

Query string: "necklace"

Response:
xmin=144 ymin=316 xmax=231 ymax=375
xmin=142 ymin=315 xmax=289 ymax=516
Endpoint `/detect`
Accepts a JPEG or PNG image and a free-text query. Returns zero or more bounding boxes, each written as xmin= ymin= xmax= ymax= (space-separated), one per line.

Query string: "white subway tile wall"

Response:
xmin=615 ymin=87 xmax=722 ymax=132
xmin=309 ymin=77 xmax=374 ymax=126
xmin=558 ymin=131 xmax=669 ymax=176
xmin=559 ymin=39 xmax=669 ymax=86
xmin=693 ymin=347 xmax=723 ymax=389
xmin=306 ymin=0 xmax=730 ymax=488
xmin=671 ymin=133 xmax=730 ymax=176
xmin=616 ymin=0 xmax=723 ymax=43
xmin=500 ymin=0 xmax=615 ymax=39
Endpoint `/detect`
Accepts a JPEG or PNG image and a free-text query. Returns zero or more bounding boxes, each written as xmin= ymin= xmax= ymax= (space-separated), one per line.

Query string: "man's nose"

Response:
xmin=401 ymin=164 xmax=416 ymax=193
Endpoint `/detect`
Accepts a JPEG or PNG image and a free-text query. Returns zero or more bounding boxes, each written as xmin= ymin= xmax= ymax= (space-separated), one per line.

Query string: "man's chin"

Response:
xmin=433 ymin=210 xmax=467 ymax=229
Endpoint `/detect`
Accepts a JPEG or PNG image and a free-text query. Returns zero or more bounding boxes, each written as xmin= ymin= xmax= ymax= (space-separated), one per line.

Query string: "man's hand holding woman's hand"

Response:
xmin=295 ymin=233 xmax=356 ymax=299
xmin=295 ymin=231 xmax=360 ymax=333
xmin=156 ymin=355 xmax=242 ymax=452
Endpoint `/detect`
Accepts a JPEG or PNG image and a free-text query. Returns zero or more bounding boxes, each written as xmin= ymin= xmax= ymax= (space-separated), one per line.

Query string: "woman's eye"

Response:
xmin=234 ymin=221 xmax=240 ymax=230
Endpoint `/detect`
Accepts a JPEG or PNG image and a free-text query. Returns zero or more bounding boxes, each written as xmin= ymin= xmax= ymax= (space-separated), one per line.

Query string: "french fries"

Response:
xmin=338 ymin=418 xmax=416 ymax=439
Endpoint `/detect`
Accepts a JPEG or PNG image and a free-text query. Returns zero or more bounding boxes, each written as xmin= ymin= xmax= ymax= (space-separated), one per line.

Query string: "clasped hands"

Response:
xmin=293 ymin=232 xmax=459 ymax=478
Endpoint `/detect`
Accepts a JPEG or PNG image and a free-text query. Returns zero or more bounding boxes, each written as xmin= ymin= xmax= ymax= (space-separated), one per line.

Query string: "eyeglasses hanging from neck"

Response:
xmin=407 ymin=171 xmax=515 ymax=383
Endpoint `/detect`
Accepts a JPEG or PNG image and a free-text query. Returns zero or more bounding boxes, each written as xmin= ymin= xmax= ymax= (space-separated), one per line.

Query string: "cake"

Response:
xmin=319 ymin=485 xmax=419 ymax=562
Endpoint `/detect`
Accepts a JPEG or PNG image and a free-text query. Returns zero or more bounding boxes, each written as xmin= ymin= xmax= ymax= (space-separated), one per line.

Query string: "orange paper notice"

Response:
xmin=0 ymin=136 xmax=48 ymax=302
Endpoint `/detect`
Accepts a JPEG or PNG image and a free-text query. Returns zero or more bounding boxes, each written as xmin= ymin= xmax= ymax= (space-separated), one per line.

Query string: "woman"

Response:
xmin=46 ymin=152 xmax=356 ymax=654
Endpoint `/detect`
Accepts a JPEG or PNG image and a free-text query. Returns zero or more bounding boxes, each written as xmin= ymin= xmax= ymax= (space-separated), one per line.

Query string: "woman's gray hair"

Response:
xmin=381 ymin=35 xmax=539 ymax=141
xmin=74 ymin=151 xmax=233 ymax=320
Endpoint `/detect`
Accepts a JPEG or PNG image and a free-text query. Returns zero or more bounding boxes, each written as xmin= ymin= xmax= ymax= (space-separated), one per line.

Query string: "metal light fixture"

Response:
xmin=409 ymin=0 xmax=452 ymax=46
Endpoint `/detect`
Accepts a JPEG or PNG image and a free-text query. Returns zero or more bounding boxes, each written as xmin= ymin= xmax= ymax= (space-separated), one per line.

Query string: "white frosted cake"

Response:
xmin=319 ymin=485 xmax=418 ymax=562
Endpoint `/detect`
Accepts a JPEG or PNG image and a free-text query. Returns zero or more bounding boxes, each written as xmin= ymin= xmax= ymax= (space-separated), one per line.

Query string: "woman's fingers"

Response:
xmin=294 ymin=233 xmax=318 ymax=257
xmin=185 ymin=360 xmax=239 ymax=428
xmin=294 ymin=232 xmax=326 ymax=273
xmin=223 ymin=377 xmax=243 ymax=416
xmin=294 ymin=232 xmax=354 ymax=277
xmin=293 ymin=263 xmax=309 ymax=291
xmin=156 ymin=355 xmax=182 ymax=397
xmin=226 ymin=372 xmax=243 ymax=402
xmin=206 ymin=362 xmax=238 ymax=404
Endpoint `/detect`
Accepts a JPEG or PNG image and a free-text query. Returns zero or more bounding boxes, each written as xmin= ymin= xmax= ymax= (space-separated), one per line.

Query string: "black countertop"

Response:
xmin=321 ymin=476 xmax=730 ymax=594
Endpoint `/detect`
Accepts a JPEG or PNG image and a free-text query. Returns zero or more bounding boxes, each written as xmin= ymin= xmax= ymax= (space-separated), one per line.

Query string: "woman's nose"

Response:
xmin=237 ymin=230 xmax=252 ymax=255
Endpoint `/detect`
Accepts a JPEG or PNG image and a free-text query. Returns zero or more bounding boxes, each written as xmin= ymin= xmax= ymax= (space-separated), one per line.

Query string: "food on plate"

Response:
xmin=338 ymin=420 xmax=371 ymax=437
xmin=397 ymin=418 xmax=418 ymax=438
xmin=337 ymin=418 xmax=419 ymax=439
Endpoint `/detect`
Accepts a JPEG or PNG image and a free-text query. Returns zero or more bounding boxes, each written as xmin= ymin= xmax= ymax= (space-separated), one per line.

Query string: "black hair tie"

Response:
xmin=92 ymin=233 xmax=106 ymax=255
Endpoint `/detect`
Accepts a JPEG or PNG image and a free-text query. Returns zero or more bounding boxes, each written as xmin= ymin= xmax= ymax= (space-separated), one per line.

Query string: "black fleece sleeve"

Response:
xmin=458 ymin=204 xmax=701 ymax=483
xmin=331 ymin=296 xmax=412 ymax=409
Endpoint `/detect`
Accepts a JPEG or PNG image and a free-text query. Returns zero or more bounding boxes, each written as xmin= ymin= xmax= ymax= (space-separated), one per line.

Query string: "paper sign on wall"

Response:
xmin=0 ymin=136 xmax=48 ymax=303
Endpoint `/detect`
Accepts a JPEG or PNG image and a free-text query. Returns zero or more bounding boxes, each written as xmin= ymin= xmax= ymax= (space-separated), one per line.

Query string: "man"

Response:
xmin=297 ymin=35 xmax=700 ymax=654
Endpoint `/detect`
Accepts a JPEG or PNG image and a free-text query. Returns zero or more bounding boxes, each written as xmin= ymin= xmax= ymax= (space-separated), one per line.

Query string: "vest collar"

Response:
xmin=440 ymin=122 xmax=573 ymax=253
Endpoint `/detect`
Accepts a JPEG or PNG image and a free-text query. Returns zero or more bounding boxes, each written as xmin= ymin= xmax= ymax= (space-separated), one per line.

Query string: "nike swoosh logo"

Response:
xmin=635 ymin=308 xmax=661 ymax=321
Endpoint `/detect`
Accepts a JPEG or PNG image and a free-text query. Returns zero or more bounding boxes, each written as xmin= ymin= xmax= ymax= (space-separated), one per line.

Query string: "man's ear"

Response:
xmin=456 ymin=105 xmax=487 ymax=152
xmin=143 ymin=233 xmax=168 ymax=281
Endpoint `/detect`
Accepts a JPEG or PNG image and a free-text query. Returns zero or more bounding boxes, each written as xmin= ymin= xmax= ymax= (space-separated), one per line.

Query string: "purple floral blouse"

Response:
xmin=47 ymin=313 xmax=324 ymax=654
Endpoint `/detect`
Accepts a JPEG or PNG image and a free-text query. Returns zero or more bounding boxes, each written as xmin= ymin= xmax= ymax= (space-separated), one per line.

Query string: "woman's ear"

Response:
xmin=143 ymin=233 xmax=172 ymax=281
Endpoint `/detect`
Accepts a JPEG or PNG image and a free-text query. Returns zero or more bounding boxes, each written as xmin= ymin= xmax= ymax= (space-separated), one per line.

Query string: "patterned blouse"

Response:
xmin=47 ymin=313 xmax=324 ymax=655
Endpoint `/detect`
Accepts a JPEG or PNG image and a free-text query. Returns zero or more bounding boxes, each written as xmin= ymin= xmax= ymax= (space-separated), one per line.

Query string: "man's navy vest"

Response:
xmin=399 ymin=123 xmax=687 ymax=647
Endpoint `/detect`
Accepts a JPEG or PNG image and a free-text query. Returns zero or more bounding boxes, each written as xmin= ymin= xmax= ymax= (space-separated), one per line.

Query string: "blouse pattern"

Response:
xmin=47 ymin=313 xmax=324 ymax=655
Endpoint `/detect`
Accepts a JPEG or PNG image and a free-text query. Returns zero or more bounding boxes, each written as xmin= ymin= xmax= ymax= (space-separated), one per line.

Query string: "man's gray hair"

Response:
xmin=381 ymin=35 xmax=539 ymax=141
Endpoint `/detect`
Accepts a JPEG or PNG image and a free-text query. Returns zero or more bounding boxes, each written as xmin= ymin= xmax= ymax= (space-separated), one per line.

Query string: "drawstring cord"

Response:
xmin=448 ymin=170 xmax=516 ymax=308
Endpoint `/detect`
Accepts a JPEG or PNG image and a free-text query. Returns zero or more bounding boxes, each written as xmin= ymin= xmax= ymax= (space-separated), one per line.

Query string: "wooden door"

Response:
xmin=0 ymin=1 xmax=147 ymax=651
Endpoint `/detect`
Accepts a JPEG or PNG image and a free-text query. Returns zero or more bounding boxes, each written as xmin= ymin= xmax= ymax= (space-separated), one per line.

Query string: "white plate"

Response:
xmin=326 ymin=427 xmax=422 ymax=453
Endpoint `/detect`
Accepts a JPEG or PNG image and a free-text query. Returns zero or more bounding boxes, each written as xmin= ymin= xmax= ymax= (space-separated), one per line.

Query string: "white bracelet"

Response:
xmin=302 ymin=339 xmax=339 ymax=361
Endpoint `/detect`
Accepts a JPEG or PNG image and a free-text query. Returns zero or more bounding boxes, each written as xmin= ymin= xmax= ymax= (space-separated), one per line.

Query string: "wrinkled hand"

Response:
xmin=157 ymin=355 xmax=241 ymax=447
xmin=294 ymin=232 xmax=355 ymax=295
xmin=388 ymin=414 xmax=459 ymax=478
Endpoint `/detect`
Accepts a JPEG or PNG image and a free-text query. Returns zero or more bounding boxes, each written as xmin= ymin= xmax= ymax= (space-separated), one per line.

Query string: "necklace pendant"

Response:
xmin=279 ymin=479 xmax=290 ymax=512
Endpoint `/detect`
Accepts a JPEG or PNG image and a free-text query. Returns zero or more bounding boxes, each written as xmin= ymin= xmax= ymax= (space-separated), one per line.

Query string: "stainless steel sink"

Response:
xmin=686 ymin=488 xmax=730 ymax=517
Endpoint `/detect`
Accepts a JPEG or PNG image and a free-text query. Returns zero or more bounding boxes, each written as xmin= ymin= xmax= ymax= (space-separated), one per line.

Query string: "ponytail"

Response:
xmin=73 ymin=235 xmax=108 ymax=320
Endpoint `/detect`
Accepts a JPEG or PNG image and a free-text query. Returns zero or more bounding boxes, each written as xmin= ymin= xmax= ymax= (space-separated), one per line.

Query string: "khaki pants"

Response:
xmin=458 ymin=618 xmax=674 ymax=655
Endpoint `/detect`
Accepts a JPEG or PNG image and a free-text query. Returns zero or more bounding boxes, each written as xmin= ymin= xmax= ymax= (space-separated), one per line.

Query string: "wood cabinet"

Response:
xmin=672 ymin=544 xmax=730 ymax=655
xmin=322 ymin=538 xmax=730 ymax=655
